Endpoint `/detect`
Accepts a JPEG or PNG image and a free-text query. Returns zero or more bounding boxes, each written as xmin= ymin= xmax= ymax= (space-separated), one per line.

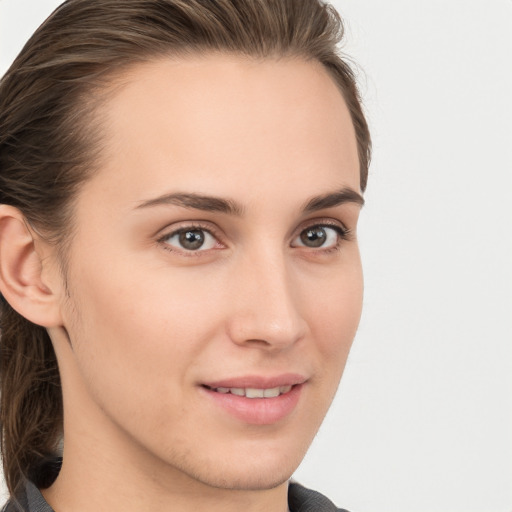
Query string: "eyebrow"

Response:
xmin=302 ymin=187 xmax=365 ymax=212
xmin=135 ymin=192 xmax=244 ymax=216
xmin=135 ymin=187 xmax=364 ymax=216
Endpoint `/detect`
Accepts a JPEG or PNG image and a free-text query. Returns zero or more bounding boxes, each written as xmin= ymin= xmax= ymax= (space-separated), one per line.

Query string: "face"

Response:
xmin=51 ymin=55 xmax=363 ymax=492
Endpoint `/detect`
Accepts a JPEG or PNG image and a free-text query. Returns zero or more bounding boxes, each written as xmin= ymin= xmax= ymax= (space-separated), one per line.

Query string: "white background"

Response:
xmin=1 ymin=1 xmax=511 ymax=511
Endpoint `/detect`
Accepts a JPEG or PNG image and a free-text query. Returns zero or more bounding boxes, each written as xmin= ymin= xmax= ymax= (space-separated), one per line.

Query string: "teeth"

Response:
xmin=246 ymin=388 xmax=265 ymax=398
xmin=211 ymin=385 xmax=293 ymax=398
xmin=263 ymin=387 xmax=280 ymax=398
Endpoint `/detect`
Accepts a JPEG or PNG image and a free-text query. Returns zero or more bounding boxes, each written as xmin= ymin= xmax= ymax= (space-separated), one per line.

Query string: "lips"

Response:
xmin=201 ymin=374 xmax=306 ymax=425
xmin=205 ymin=385 xmax=292 ymax=398
xmin=203 ymin=373 xmax=306 ymax=390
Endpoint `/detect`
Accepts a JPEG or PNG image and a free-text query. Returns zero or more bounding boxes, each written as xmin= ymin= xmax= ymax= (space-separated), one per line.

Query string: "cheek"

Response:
xmin=303 ymin=261 xmax=363 ymax=385
xmin=63 ymin=259 xmax=224 ymax=407
xmin=70 ymin=250 xmax=220 ymax=340
xmin=308 ymin=262 xmax=363 ymax=339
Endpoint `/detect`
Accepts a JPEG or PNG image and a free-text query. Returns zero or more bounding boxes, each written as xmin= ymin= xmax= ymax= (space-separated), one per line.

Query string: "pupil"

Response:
xmin=301 ymin=227 xmax=326 ymax=247
xmin=179 ymin=230 xmax=205 ymax=250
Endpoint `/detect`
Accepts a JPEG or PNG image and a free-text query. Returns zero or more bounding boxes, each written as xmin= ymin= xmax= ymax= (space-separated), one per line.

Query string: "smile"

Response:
xmin=201 ymin=379 xmax=305 ymax=425
xmin=206 ymin=385 xmax=293 ymax=398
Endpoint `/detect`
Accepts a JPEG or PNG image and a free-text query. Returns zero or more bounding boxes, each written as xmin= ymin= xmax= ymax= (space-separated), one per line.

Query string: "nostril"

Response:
xmin=245 ymin=338 xmax=272 ymax=347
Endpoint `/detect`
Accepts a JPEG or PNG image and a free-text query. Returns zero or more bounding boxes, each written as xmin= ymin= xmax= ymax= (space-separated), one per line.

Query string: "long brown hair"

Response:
xmin=0 ymin=0 xmax=371 ymax=497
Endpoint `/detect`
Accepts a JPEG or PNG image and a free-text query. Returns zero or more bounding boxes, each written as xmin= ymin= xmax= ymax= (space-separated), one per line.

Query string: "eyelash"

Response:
xmin=157 ymin=222 xmax=221 ymax=257
xmin=156 ymin=220 xmax=351 ymax=256
xmin=293 ymin=222 xmax=351 ymax=254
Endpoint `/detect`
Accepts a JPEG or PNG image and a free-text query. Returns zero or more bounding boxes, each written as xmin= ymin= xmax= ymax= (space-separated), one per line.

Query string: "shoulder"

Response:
xmin=1 ymin=481 xmax=54 ymax=512
xmin=288 ymin=481 xmax=351 ymax=512
xmin=4 ymin=479 xmax=349 ymax=512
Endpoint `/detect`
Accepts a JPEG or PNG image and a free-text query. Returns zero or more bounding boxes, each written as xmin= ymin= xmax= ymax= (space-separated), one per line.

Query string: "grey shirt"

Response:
xmin=2 ymin=480 xmax=350 ymax=512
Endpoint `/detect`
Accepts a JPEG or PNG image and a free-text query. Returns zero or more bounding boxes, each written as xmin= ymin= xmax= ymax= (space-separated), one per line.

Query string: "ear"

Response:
xmin=0 ymin=205 xmax=63 ymax=327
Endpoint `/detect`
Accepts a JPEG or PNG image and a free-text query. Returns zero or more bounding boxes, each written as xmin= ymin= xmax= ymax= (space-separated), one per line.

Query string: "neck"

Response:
xmin=43 ymin=336 xmax=291 ymax=512
xmin=44 ymin=464 xmax=289 ymax=512
xmin=42 ymin=426 xmax=290 ymax=512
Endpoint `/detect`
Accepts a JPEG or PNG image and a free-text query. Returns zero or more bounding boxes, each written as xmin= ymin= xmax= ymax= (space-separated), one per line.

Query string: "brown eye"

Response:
xmin=292 ymin=225 xmax=343 ymax=249
xmin=162 ymin=228 xmax=217 ymax=251
xmin=179 ymin=230 xmax=205 ymax=250
xmin=300 ymin=227 xmax=327 ymax=247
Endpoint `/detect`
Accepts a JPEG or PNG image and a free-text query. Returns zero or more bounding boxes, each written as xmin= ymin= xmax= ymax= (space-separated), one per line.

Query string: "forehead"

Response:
xmin=85 ymin=54 xmax=360 ymax=208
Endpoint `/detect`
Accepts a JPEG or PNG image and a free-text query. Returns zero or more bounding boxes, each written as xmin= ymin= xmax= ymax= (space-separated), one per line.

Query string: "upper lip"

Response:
xmin=202 ymin=373 xmax=307 ymax=389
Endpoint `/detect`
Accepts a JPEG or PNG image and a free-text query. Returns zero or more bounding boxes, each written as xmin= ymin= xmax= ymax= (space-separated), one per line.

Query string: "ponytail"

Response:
xmin=0 ymin=299 xmax=62 ymax=495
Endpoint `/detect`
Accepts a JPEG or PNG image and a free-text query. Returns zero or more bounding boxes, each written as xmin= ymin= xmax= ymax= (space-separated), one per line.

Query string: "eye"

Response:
xmin=160 ymin=227 xmax=219 ymax=252
xmin=292 ymin=225 xmax=345 ymax=249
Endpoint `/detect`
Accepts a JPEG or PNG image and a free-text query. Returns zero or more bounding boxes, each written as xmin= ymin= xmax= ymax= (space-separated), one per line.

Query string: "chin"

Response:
xmin=163 ymin=437 xmax=308 ymax=492
xmin=190 ymin=464 xmax=294 ymax=491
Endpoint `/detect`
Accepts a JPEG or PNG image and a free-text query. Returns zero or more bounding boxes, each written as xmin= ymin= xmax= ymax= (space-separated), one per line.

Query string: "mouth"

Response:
xmin=202 ymin=384 xmax=293 ymax=398
xmin=200 ymin=375 xmax=306 ymax=425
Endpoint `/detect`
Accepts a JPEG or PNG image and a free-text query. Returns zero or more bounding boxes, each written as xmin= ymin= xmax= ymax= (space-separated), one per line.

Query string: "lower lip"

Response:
xmin=201 ymin=384 xmax=303 ymax=425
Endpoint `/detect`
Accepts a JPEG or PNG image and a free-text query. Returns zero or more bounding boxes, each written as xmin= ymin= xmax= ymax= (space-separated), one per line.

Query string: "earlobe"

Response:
xmin=0 ymin=205 xmax=63 ymax=327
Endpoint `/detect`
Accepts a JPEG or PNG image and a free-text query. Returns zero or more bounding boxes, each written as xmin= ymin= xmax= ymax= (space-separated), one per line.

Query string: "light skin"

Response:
xmin=0 ymin=55 xmax=363 ymax=512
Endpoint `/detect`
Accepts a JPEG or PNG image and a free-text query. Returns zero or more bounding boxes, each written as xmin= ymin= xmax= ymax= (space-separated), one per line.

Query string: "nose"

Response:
xmin=225 ymin=250 xmax=308 ymax=351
